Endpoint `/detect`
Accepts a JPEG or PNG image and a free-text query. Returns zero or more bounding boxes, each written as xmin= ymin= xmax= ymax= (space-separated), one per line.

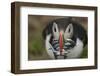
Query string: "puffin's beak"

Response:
xmin=59 ymin=32 xmax=64 ymax=55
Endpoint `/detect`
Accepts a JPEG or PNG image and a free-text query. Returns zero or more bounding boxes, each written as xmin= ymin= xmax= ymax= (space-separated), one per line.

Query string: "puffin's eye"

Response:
xmin=52 ymin=22 xmax=59 ymax=40
xmin=68 ymin=28 xmax=70 ymax=33
xmin=54 ymin=27 xmax=56 ymax=32
xmin=64 ymin=23 xmax=73 ymax=40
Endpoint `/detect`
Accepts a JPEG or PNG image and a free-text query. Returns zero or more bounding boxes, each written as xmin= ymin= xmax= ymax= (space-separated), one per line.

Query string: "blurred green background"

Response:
xmin=28 ymin=15 xmax=88 ymax=60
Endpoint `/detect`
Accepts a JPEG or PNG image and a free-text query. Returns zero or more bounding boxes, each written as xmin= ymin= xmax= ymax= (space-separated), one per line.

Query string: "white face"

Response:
xmin=52 ymin=22 xmax=59 ymax=40
xmin=50 ymin=22 xmax=76 ymax=58
xmin=64 ymin=23 xmax=73 ymax=40
xmin=52 ymin=22 xmax=73 ymax=40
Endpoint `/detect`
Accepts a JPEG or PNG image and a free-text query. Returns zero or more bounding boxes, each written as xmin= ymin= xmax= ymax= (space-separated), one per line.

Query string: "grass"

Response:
xmin=80 ymin=45 xmax=88 ymax=58
xmin=28 ymin=32 xmax=45 ymax=55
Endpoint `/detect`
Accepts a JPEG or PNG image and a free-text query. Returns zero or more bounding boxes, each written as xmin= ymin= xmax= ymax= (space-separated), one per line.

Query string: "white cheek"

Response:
xmin=64 ymin=24 xmax=73 ymax=40
xmin=52 ymin=22 xmax=59 ymax=40
xmin=64 ymin=32 xmax=71 ymax=40
xmin=53 ymin=32 xmax=59 ymax=40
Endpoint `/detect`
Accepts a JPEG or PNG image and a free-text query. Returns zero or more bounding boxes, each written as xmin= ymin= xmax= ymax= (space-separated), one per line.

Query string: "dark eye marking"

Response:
xmin=54 ymin=27 xmax=56 ymax=32
xmin=68 ymin=28 xmax=70 ymax=33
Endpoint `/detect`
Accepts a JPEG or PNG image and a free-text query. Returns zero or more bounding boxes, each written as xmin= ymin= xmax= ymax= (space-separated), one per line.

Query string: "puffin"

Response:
xmin=42 ymin=17 xmax=87 ymax=59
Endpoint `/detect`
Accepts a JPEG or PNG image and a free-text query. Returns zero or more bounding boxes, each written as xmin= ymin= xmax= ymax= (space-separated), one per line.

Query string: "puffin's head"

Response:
xmin=51 ymin=22 xmax=75 ymax=55
xmin=43 ymin=18 xmax=76 ymax=58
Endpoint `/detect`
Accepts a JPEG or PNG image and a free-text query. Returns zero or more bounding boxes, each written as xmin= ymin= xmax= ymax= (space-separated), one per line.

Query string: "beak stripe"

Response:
xmin=59 ymin=32 xmax=63 ymax=55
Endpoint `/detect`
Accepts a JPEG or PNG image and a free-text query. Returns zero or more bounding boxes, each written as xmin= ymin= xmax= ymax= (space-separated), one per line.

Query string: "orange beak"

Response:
xmin=59 ymin=32 xmax=63 ymax=55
